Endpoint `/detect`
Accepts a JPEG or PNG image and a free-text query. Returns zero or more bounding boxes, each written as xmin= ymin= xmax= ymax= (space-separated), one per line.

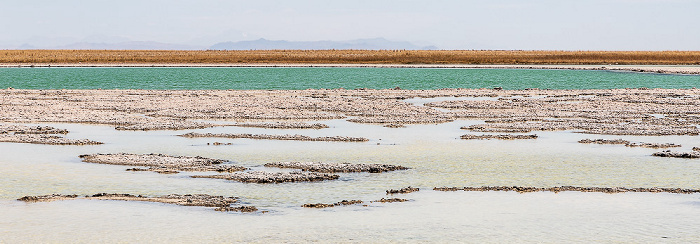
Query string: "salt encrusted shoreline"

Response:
xmin=0 ymin=124 xmax=102 ymax=145
xmin=2 ymin=88 xmax=699 ymax=136
xmin=179 ymin=132 xmax=369 ymax=142
xmin=386 ymin=186 xmax=420 ymax=195
xmin=263 ymin=162 xmax=409 ymax=173
xmin=17 ymin=193 xmax=256 ymax=212
xmin=651 ymin=150 xmax=700 ymax=159
xmin=232 ymin=122 xmax=329 ymax=129
xmin=191 ymin=171 xmax=340 ymax=183
xmin=0 ymin=124 xmax=68 ymax=134
xmin=0 ymin=134 xmax=103 ymax=145
xmin=79 ymin=153 xmax=246 ymax=174
xmin=578 ymin=139 xmax=681 ymax=148
xmin=302 ymin=200 xmax=364 ymax=208
xmin=372 ymin=198 xmax=409 ymax=203
xmin=460 ymin=134 xmax=538 ymax=140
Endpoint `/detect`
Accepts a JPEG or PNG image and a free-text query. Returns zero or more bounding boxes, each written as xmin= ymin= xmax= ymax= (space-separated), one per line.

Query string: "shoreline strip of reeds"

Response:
xmin=2 ymin=50 xmax=700 ymax=65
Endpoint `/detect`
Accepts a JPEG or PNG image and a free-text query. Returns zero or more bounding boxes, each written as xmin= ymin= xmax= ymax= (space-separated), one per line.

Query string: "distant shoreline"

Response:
xmin=1 ymin=63 xmax=699 ymax=75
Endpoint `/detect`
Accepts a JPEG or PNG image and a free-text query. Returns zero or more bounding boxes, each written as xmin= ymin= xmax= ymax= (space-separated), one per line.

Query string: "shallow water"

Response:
xmin=2 ymin=113 xmax=700 ymax=242
xmin=3 ymin=191 xmax=699 ymax=243
xmin=1 ymin=67 xmax=699 ymax=90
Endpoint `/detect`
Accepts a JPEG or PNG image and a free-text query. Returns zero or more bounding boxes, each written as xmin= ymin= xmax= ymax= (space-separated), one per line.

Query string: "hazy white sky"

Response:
xmin=2 ymin=0 xmax=699 ymax=50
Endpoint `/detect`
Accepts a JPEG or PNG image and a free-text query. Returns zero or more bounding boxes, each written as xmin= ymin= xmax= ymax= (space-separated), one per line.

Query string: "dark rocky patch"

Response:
xmin=302 ymin=200 xmax=364 ymax=208
xmin=461 ymin=134 xmax=538 ymax=140
xmin=191 ymin=171 xmax=340 ymax=183
xmin=372 ymin=198 xmax=408 ymax=203
xmin=652 ymin=150 xmax=700 ymax=159
xmin=79 ymin=153 xmax=247 ymax=173
xmin=263 ymin=162 xmax=409 ymax=173
xmin=386 ymin=186 xmax=420 ymax=195
xmin=18 ymin=193 xmax=256 ymax=212
xmin=179 ymin=132 xmax=369 ymax=142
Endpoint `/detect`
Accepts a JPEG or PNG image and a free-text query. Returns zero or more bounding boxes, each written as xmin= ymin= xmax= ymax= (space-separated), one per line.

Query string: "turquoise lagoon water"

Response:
xmin=1 ymin=67 xmax=699 ymax=90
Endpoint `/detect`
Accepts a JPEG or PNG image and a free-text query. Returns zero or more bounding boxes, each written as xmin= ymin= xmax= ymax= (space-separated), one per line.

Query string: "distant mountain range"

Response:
xmin=18 ymin=41 xmax=203 ymax=50
xmin=12 ymin=38 xmax=437 ymax=50
xmin=210 ymin=38 xmax=437 ymax=50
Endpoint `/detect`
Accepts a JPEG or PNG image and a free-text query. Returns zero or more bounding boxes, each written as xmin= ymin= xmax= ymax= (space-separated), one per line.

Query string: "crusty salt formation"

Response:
xmin=78 ymin=153 xmax=246 ymax=173
xmin=386 ymin=186 xmax=420 ymax=195
xmin=263 ymin=162 xmax=409 ymax=173
xmin=0 ymin=124 xmax=68 ymax=134
xmin=2 ymin=88 xmax=699 ymax=135
xmin=17 ymin=194 xmax=79 ymax=202
xmin=460 ymin=134 xmax=538 ymax=140
xmin=17 ymin=193 xmax=254 ymax=212
xmin=651 ymin=150 xmax=700 ymax=159
xmin=232 ymin=122 xmax=329 ymax=129
xmin=0 ymin=134 xmax=103 ymax=145
xmin=372 ymin=198 xmax=408 ymax=203
xmin=433 ymin=186 xmax=700 ymax=194
xmin=191 ymin=171 xmax=340 ymax=183
xmin=0 ymin=123 xmax=101 ymax=145
xmin=578 ymin=139 xmax=681 ymax=148
xmin=179 ymin=132 xmax=368 ymax=142
xmin=302 ymin=200 xmax=364 ymax=208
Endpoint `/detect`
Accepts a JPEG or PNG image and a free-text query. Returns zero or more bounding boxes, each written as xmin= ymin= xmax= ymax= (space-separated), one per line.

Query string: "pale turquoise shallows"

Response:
xmin=1 ymin=67 xmax=698 ymax=90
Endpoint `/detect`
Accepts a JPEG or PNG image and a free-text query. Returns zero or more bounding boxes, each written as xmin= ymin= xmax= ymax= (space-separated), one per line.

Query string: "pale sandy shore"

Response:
xmin=1 ymin=63 xmax=700 ymax=75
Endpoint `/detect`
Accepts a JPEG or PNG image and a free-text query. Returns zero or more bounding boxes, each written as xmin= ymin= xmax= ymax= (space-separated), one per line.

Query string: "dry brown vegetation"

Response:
xmin=2 ymin=50 xmax=700 ymax=65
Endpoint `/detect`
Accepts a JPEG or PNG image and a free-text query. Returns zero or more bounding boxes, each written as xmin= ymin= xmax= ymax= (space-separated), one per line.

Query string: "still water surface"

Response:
xmin=1 ymin=67 xmax=699 ymax=90
xmin=2 ymin=118 xmax=699 ymax=242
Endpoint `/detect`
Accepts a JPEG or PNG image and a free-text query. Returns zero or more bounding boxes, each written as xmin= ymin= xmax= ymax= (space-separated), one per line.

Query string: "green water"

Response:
xmin=1 ymin=67 xmax=698 ymax=90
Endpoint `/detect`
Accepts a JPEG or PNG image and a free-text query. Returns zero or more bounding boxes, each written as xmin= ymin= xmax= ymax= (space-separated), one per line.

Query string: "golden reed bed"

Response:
xmin=2 ymin=50 xmax=700 ymax=65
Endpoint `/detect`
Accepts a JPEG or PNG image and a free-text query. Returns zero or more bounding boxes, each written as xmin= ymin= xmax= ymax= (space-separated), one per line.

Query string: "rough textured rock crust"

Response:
xmin=264 ymin=162 xmax=409 ymax=173
xmin=191 ymin=171 xmax=340 ymax=183
xmin=79 ymin=153 xmax=246 ymax=173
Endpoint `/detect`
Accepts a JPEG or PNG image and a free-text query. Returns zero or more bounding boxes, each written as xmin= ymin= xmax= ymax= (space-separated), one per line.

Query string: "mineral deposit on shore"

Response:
xmin=302 ymin=200 xmax=364 ymax=208
xmin=460 ymin=134 xmax=538 ymax=140
xmin=78 ymin=153 xmax=246 ymax=173
xmin=433 ymin=186 xmax=700 ymax=194
xmin=0 ymin=124 xmax=68 ymax=134
xmin=191 ymin=171 xmax=340 ymax=183
xmin=2 ymin=88 xmax=699 ymax=136
xmin=386 ymin=186 xmax=420 ymax=195
xmin=17 ymin=194 xmax=78 ymax=202
xmin=0 ymin=134 xmax=103 ymax=145
xmin=578 ymin=139 xmax=681 ymax=148
xmin=0 ymin=123 xmax=101 ymax=145
xmin=651 ymin=150 xmax=700 ymax=159
xmin=233 ymin=122 xmax=329 ymax=129
xmin=372 ymin=198 xmax=409 ymax=203
xmin=17 ymin=193 xmax=254 ymax=212
xmin=179 ymin=132 xmax=368 ymax=142
xmin=263 ymin=162 xmax=409 ymax=173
